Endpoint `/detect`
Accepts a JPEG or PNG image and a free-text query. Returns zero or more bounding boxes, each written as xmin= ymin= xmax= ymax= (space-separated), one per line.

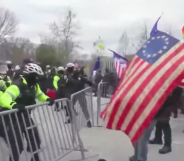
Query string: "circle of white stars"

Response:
xmin=142 ymin=35 xmax=169 ymax=58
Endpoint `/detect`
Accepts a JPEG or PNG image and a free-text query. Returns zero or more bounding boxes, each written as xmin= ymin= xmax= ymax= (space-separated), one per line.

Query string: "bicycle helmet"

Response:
xmin=23 ymin=63 xmax=43 ymax=75
xmin=57 ymin=66 xmax=64 ymax=71
xmin=6 ymin=60 xmax=12 ymax=65
xmin=66 ymin=63 xmax=74 ymax=68
xmin=15 ymin=65 xmax=20 ymax=70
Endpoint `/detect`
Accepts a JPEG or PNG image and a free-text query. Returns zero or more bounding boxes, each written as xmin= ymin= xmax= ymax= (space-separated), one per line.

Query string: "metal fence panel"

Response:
xmin=96 ymin=82 xmax=111 ymax=127
xmin=70 ymin=87 xmax=94 ymax=131
xmin=0 ymin=98 xmax=97 ymax=161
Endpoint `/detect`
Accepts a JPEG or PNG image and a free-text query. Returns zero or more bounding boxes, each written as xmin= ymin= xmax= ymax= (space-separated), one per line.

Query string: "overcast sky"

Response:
xmin=0 ymin=0 xmax=184 ymax=55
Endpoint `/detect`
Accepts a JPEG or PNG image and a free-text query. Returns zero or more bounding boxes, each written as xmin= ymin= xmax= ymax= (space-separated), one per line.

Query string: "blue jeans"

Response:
xmin=130 ymin=120 xmax=156 ymax=161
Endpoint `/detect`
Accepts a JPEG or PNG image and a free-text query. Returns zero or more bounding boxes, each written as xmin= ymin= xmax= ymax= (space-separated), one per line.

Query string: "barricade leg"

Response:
xmin=21 ymin=112 xmax=42 ymax=161
xmin=2 ymin=114 xmax=25 ymax=161
xmin=70 ymin=88 xmax=100 ymax=161
xmin=95 ymin=82 xmax=111 ymax=127
xmin=78 ymin=95 xmax=90 ymax=121
xmin=96 ymin=83 xmax=102 ymax=127
xmin=88 ymin=88 xmax=95 ymax=126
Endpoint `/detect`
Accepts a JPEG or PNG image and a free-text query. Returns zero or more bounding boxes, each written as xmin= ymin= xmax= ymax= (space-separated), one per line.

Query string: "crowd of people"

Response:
xmin=0 ymin=59 xmax=94 ymax=161
xmin=92 ymin=68 xmax=119 ymax=96
xmin=0 ymin=58 xmax=184 ymax=161
xmin=129 ymin=86 xmax=184 ymax=161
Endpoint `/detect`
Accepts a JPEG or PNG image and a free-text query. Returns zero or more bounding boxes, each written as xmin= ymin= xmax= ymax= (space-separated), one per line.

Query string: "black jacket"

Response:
xmin=155 ymin=87 xmax=183 ymax=118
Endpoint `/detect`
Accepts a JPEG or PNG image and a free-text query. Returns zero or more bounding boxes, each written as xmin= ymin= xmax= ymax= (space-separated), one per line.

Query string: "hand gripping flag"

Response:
xmin=101 ymin=31 xmax=184 ymax=143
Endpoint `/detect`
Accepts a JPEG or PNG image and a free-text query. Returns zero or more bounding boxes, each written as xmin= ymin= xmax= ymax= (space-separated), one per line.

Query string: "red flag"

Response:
xmin=101 ymin=31 xmax=184 ymax=143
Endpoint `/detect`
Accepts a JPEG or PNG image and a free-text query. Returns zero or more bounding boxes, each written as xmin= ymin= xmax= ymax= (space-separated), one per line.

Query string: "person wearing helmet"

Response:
xmin=12 ymin=58 xmax=33 ymax=81
xmin=66 ymin=62 xmax=75 ymax=73
xmin=53 ymin=66 xmax=65 ymax=90
xmin=0 ymin=80 xmax=7 ymax=139
xmin=0 ymin=64 xmax=12 ymax=87
xmin=0 ymin=80 xmax=7 ymax=96
xmin=0 ymin=63 xmax=54 ymax=161
xmin=65 ymin=63 xmax=92 ymax=127
xmin=45 ymin=65 xmax=51 ymax=77
xmin=6 ymin=60 xmax=13 ymax=71
xmin=72 ymin=67 xmax=93 ymax=128
xmin=52 ymin=66 xmax=66 ymax=111
xmin=62 ymin=62 xmax=78 ymax=123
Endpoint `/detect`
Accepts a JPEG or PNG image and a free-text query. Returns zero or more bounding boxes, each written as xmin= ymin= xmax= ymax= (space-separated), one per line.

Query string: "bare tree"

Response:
xmin=0 ymin=8 xmax=17 ymax=43
xmin=39 ymin=9 xmax=80 ymax=63
xmin=118 ymin=31 xmax=129 ymax=56
xmin=131 ymin=23 xmax=149 ymax=50
xmin=49 ymin=9 xmax=80 ymax=59
xmin=8 ymin=37 xmax=35 ymax=63
xmin=137 ymin=23 xmax=149 ymax=48
xmin=39 ymin=33 xmax=57 ymax=45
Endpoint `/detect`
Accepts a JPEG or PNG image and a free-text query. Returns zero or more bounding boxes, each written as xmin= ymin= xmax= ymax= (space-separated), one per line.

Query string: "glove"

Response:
xmin=46 ymin=98 xmax=54 ymax=106
xmin=13 ymin=104 xmax=25 ymax=112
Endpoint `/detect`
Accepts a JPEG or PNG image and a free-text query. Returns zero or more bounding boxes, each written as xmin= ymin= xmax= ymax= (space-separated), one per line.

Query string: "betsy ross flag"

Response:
xmin=109 ymin=49 xmax=128 ymax=78
xmin=101 ymin=30 xmax=184 ymax=143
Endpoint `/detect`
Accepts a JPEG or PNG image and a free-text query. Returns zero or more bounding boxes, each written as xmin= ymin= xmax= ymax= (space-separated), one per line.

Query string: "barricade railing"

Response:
xmin=0 ymin=98 xmax=97 ymax=161
xmin=70 ymin=87 xmax=94 ymax=131
xmin=96 ymin=82 xmax=111 ymax=127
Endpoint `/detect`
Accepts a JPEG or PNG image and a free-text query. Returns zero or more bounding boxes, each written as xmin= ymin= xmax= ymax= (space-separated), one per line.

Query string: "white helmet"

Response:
xmin=15 ymin=65 xmax=20 ymax=70
xmin=6 ymin=60 xmax=12 ymax=64
xmin=46 ymin=65 xmax=50 ymax=68
xmin=23 ymin=63 xmax=43 ymax=75
xmin=66 ymin=63 xmax=74 ymax=68
xmin=57 ymin=66 xmax=64 ymax=71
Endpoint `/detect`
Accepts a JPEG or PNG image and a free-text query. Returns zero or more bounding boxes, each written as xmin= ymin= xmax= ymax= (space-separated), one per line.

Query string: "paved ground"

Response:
xmin=80 ymin=114 xmax=184 ymax=161
xmin=0 ymin=96 xmax=183 ymax=161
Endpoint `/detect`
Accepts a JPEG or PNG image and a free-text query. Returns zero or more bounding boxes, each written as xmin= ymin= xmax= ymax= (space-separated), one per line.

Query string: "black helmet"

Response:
xmin=23 ymin=58 xmax=33 ymax=64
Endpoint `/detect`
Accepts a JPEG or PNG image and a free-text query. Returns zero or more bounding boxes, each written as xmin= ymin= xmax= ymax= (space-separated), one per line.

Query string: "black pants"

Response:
xmin=155 ymin=119 xmax=171 ymax=146
xmin=102 ymin=83 xmax=109 ymax=97
xmin=2 ymin=116 xmax=41 ymax=161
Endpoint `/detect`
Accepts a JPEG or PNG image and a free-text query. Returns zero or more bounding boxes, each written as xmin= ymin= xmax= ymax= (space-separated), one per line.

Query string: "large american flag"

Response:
xmin=112 ymin=51 xmax=128 ymax=78
xmin=179 ymin=79 xmax=184 ymax=88
xmin=101 ymin=31 xmax=184 ymax=143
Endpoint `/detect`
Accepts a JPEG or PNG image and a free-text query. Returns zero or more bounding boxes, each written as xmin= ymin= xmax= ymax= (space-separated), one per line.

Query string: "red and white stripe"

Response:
xmin=114 ymin=58 xmax=127 ymax=78
xmin=101 ymin=42 xmax=184 ymax=143
xmin=179 ymin=79 xmax=184 ymax=88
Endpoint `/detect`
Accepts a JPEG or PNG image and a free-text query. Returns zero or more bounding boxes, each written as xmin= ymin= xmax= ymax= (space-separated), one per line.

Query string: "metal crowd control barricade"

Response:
xmin=96 ymin=82 xmax=111 ymax=127
xmin=70 ymin=87 xmax=94 ymax=131
xmin=0 ymin=98 xmax=95 ymax=161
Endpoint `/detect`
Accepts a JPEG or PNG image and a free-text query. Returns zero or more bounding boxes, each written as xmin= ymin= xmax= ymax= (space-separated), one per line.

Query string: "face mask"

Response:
xmin=58 ymin=71 xmax=64 ymax=75
xmin=24 ymin=73 xmax=38 ymax=86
